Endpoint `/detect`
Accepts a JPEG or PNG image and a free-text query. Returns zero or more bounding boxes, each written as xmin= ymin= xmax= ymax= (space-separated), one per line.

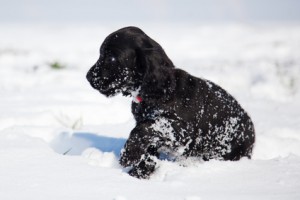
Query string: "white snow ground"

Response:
xmin=0 ymin=23 xmax=300 ymax=200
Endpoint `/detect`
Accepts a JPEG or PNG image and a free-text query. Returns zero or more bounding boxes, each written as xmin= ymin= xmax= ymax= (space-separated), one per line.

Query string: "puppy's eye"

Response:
xmin=111 ymin=57 xmax=116 ymax=62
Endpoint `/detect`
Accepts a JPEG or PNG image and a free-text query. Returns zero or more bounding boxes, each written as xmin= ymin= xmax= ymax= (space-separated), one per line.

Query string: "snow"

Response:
xmin=1 ymin=23 xmax=300 ymax=199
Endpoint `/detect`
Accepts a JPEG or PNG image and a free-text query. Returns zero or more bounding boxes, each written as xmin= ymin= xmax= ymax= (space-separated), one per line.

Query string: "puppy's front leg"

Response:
xmin=120 ymin=122 xmax=161 ymax=179
xmin=128 ymin=145 xmax=158 ymax=179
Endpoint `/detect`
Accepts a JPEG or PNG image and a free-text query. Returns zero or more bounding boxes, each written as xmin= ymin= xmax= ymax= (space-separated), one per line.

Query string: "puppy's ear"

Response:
xmin=137 ymin=49 xmax=176 ymax=102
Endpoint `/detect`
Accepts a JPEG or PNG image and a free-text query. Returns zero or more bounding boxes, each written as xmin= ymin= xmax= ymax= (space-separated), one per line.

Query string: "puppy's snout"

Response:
xmin=86 ymin=67 xmax=94 ymax=83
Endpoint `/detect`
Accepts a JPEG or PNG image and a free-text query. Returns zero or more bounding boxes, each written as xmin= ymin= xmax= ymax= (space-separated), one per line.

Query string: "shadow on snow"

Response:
xmin=50 ymin=131 xmax=127 ymax=157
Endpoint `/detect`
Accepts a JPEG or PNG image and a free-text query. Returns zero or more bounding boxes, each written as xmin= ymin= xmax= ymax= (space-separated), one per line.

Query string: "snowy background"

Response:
xmin=1 ymin=1 xmax=300 ymax=199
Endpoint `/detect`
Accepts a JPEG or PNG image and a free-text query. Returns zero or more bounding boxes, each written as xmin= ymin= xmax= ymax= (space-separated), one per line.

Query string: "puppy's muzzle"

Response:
xmin=86 ymin=65 xmax=100 ymax=89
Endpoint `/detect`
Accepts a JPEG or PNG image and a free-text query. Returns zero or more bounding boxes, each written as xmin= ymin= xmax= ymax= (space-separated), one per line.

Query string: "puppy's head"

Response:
xmin=86 ymin=26 xmax=174 ymax=98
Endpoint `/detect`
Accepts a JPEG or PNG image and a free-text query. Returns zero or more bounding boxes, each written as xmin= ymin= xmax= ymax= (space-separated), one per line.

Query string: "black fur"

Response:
xmin=86 ymin=27 xmax=255 ymax=179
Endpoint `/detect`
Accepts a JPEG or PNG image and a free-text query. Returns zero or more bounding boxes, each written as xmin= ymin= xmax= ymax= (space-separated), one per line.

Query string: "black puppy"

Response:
xmin=86 ymin=27 xmax=255 ymax=179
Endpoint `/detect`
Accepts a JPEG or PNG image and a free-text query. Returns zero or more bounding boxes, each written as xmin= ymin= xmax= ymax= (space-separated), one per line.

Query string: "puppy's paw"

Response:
xmin=128 ymin=158 xmax=156 ymax=179
xmin=128 ymin=167 xmax=150 ymax=179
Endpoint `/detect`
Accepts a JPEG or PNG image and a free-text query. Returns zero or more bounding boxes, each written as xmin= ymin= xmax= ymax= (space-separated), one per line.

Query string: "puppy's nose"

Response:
xmin=86 ymin=67 xmax=94 ymax=83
